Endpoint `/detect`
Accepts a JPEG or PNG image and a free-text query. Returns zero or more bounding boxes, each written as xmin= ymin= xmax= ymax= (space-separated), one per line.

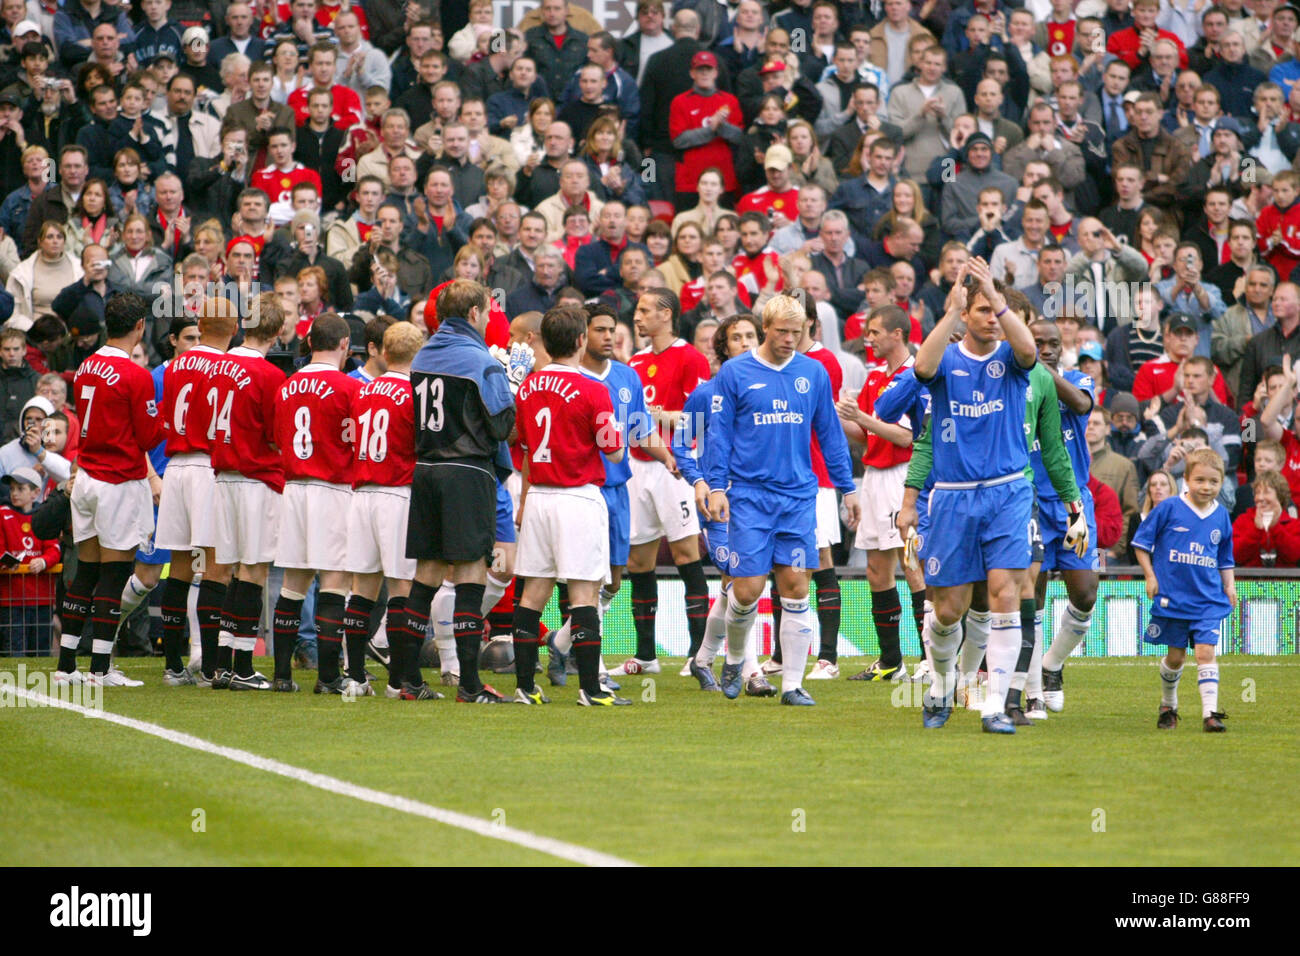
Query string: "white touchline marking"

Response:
xmin=0 ymin=685 xmax=638 ymax=868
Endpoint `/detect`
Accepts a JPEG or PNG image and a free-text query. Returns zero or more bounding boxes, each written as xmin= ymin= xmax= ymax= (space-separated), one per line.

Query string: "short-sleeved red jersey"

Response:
xmin=516 ymin=365 xmax=621 ymax=487
xmin=275 ymin=363 xmax=360 ymax=484
xmin=74 ymin=346 xmax=164 ymax=483
xmin=628 ymin=338 xmax=710 ymax=462
xmin=352 ymin=372 xmax=415 ymax=488
xmin=858 ymin=356 xmax=916 ymax=470
xmin=209 ymin=346 xmax=286 ymax=492
xmin=805 ymin=343 xmax=843 ymax=489
xmin=162 ymin=344 xmax=225 ymax=458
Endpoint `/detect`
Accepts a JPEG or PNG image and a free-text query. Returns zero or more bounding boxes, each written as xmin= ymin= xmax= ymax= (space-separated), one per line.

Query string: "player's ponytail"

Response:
xmin=640 ymin=287 xmax=680 ymax=336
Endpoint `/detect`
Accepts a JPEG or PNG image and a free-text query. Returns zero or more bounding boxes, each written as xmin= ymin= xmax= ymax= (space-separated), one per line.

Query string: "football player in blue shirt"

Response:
xmin=1132 ymin=448 xmax=1236 ymax=732
xmin=1029 ymin=319 xmax=1100 ymax=719
xmin=676 ymin=313 xmax=778 ymax=698
xmin=912 ymin=258 xmax=1038 ymax=734
xmin=705 ymin=295 xmax=861 ymax=706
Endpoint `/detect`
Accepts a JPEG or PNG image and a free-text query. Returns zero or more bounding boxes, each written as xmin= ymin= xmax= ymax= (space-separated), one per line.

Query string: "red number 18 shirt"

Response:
xmin=351 ymin=371 xmax=416 ymax=488
xmin=275 ymin=363 xmax=361 ymax=484
xmin=516 ymin=365 xmax=622 ymax=487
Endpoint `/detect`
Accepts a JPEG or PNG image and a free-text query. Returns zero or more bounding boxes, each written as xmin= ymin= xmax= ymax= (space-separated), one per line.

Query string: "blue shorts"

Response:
xmin=923 ymin=477 xmax=1033 ymax=587
xmin=136 ymin=505 xmax=170 ymax=566
xmin=1039 ymin=494 xmax=1099 ymax=572
xmin=702 ymin=519 xmax=732 ymax=574
xmin=727 ymin=485 xmax=816 ymax=579
xmin=1144 ymin=615 xmax=1222 ymax=649
xmin=602 ymin=481 xmax=631 ymax=567
xmin=494 ymin=480 xmax=516 ymax=544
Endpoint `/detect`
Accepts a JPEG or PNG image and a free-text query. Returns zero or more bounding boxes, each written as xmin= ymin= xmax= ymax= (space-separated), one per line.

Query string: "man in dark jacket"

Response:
xmin=574 ymin=201 xmax=650 ymax=297
xmin=403 ymin=166 xmax=467 ymax=281
xmin=21 ymin=144 xmax=87 ymax=257
xmin=0 ymin=327 xmax=37 ymax=442
xmin=525 ymin=0 xmax=588 ymax=105
xmin=505 ymin=248 xmax=565 ymax=318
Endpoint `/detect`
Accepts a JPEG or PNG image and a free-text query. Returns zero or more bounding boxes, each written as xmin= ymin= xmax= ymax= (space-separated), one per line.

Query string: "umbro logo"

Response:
xmin=952 ymin=369 xmax=969 ymax=376
xmin=748 ymin=382 xmax=767 ymax=390
xmin=1173 ymin=526 xmax=1190 ymax=532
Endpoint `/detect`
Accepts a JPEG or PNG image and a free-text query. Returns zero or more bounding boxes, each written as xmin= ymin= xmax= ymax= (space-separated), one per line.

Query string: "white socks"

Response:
xmin=1043 ymin=601 xmax=1092 ymax=671
xmin=1026 ymin=610 xmax=1044 ymax=697
xmin=432 ymin=581 xmax=457 ymax=672
xmin=1197 ymin=663 xmax=1219 ymax=717
xmin=725 ymin=592 xmax=757 ymax=666
xmin=956 ymin=610 xmax=985 ymax=696
xmin=982 ymin=612 xmax=1021 ymax=718
xmin=119 ymin=574 xmax=154 ymax=621
xmin=925 ymin=612 xmax=963 ymax=701
xmin=778 ymin=597 xmax=813 ymax=692
xmin=1160 ymin=657 xmax=1183 ymax=708
xmin=481 ymin=573 xmax=509 ymax=616
xmin=695 ymin=586 xmax=728 ymax=669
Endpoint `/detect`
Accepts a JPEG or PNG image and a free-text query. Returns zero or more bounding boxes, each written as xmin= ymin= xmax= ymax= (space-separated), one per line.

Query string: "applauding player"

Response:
xmin=512 ymin=306 xmax=630 ymax=706
xmin=56 ymin=294 xmax=165 ymax=686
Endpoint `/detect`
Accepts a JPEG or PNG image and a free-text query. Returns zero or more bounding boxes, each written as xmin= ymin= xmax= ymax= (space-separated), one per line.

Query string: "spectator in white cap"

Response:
xmin=178 ymin=25 xmax=222 ymax=97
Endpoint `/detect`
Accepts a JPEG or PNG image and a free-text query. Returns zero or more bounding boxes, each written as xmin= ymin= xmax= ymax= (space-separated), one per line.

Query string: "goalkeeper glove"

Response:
xmin=1064 ymin=499 xmax=1090 ymax=558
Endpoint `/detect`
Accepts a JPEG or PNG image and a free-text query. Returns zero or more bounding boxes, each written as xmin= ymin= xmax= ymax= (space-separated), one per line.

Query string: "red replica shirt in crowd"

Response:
xmin=74 ymin=346 xmax=164 ymax=483
xmin=424 ymin=282 xmax=510 ymax=349
xmin=804 ymin=343 xmax=842 ymax=489
xmin=1130 ymin=358 xmax=1231 ymax=404
xmin=733 ymin=250 xmax=784 ymax=296
xmin=251 ymin=163 xmax=325 ymax=207
xmin=516 ymin=365 xmax=621 ymax=487
xmin=669 ymin=88 xmax=742 ymax=192
xmin=628 ymin=338 xmax=710 ymax=461
xmin=162 ymin=344 xmax=225 ymax=458
xmin=0 ymin=506 xmax=60 ymax=607
xmin=1276 ymin=430 xmax=1300 ymax=502
xmin=1256 ymin=200 xmax=1300 ymax=282
xmin=209 ymin=347 xmax=286 ymax=492
xmin=1106 ymin=26 xmax=1187 ymax=70
xmin=858 ymin=356 xmax=916 ymax=471
xmin=288 ymin=83 xmax=364 ymax=130
xmin=352 ymin=371 xmax=415 ymax=488
xmin=275 ymin=363 xmax=360 ymax=484
xmin=736 ymin=186 xmax=800 ymax=220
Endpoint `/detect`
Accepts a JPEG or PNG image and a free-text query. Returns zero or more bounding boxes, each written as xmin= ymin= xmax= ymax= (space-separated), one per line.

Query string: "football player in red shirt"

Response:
xmin=612 ymin=288 xmax=712 ymax=678
xmin=836 ymin=305 xmax=927 ymax=682
xmin=56 ymin=293 xmax=166 ymax=687
xmin=271 ymin=313 xmax=362 ymax=694
xmin=766 ymin=308 xmax=847 ymax=679
xmin=156 ymin=297 xmax=237 ymax=688
xmin=210 ymin=293 xmax=289 ymax=690
xmin=513 ymin=306 xmax=629 ymax=706
xmin=344 ymin=322 xmax=443 ymax=700
xmin=288 ymin=42 xmax=364 ymax=130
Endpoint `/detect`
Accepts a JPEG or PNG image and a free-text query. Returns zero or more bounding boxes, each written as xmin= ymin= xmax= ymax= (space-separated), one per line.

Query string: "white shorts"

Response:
xmin=516 ymin=484 xmax=610 ymax=582
xmin=815 ymin=486 xmax=842 ymax=549
xmin=628 ymin=455 xmax=699 ymax=546
xmin=214 ymin=473 xmax=282 ymax=566
xmin=346 ymin=485 xmax=417 ymax=580
xmin=505 ymin=468 xmax=522 ymax=522
xmin=155 ymin=454 xmax=217 ymax=551
xmin=70 ymin=471 xmax=153 ymax=552
xmin=275 ymin=479 xmax=352 ymax=571
xmin=854 ymin=463 xmax=907 ymax=552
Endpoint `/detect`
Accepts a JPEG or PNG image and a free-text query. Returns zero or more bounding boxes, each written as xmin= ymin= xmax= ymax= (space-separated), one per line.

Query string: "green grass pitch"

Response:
xmin=2 ymin=655 xmax=1297 ymax=866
